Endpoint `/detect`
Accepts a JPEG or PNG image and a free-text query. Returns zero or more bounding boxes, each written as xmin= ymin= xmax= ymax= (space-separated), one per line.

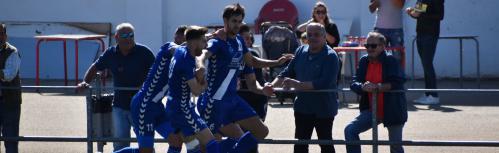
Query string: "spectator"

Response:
xmin=407 ymin=0 xmax=445 ymax=105
xmin=114 ymin=25 xmax=187 ymax=153
xmin=0 ymin=23 xmax=22 ymax=153
xmin=370 ymin=0 xmax=405 ymax=59
xmin=345 ymin=32 xmax=407 ymax=153
xmin=300 ymin=32 xmax=308 ymax=45
xmin=238 ymin=24 xmax=269 ymax=122
xmin=77 ymin=23 xmax=155 ymax=151
xmin=173 ymin=25 xmax=188 ymax=45
xmin=297 ymin=1 xmax=340 ymax=48
xmin=269 ymin=23 xmax=340 ymax=153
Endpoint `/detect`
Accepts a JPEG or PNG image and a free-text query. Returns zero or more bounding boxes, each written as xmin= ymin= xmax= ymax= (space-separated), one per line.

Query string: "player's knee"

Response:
xmin=254 ymin=124 xmax=269 ymax=139
xmin=167 ymin=134 xmax=183 ymax=148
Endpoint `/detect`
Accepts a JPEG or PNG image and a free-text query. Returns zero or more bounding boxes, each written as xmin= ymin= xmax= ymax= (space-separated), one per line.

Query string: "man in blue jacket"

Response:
xmin=268 ymin=23 xmax=340 ymax=153
xmin=345 ymin=32 xmax=407 ymax=153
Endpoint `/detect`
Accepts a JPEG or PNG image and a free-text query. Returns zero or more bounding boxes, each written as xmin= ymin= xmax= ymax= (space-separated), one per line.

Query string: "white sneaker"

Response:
xmin=414 ymin=95 xmax=440 ymax=105
xmin=413 ymin=95 xmax=427 ymax=103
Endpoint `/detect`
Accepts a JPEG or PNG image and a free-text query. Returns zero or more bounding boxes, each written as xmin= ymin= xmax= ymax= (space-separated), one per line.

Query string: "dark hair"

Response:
xmin=185 ymin=26 xmax=208 ymax=41
xmin=239 ymin=24 xmax=251 ymax=34
xmin=239 ymin=24 xmax=254 ymax=46
xmin=0 ymin=23 xmax=6 ymax=33
xmin=223 ymin=3 xmax=245 ymax=19
xmin=367 ymin=32 xmax=387 ymax=46
xmin=312 ymin=1 xmax=332 ymax=25
xmin=175 ymin=25 xmax=188 ymax=35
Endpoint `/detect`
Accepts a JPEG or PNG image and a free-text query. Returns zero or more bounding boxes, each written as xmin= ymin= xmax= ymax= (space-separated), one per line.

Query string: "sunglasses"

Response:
xmin=364 ymin=44 xmax=379 ymax=49
xmin=315 ymin=10 xmax=327 ymax=15
xmin=119 ymin=32 xmax=134 ymax=39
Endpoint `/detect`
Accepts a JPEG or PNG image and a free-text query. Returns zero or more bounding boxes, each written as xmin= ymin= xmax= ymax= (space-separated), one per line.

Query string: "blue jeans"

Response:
xmin=112 ymin=106 xmax=133 ymax=151
xmin=344 ymin=111 xmax=404 ymax=153
xmin=374 ymin=28 xmax=404 ymax=61
xmin=0 ymin=99 xmax=21 ymax=153
xmin=416 ymin=34 xmax=439 ymax=97
xmin=374 ymin=28 xmax=404 ymax=47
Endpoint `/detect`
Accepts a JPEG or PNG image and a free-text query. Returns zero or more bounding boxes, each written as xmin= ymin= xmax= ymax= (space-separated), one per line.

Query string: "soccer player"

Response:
xmin=166 ymin=25 xmax=220 ymax=153
xmin=196 ymin=3 xmax=292 ymax=153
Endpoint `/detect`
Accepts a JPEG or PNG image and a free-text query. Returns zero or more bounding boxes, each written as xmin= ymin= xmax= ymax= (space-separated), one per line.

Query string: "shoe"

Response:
xmin=413 ymin=95 xmax=427 ymax=103
xmin=414 ymin=95 xmax=440 ymax=105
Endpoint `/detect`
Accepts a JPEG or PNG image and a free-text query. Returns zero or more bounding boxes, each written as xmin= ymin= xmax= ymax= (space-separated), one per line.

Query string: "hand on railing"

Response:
xmin=76 ymin=81 xmax=90 ymax=92
xmin=262 ymin=82 xmax=274 ymax=97
xmin=361 ymin=81 xmax=380 ymax=92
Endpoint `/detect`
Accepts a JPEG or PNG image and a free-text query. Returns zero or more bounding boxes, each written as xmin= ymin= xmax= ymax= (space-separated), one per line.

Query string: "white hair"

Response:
xmin=115 ymin=22 xmax=135 ymax=33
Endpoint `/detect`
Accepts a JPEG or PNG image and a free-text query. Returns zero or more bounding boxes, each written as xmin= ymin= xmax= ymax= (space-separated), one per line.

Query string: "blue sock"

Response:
xmin=113 ymin=147 xmax=139 ymax=153
xmin=229 ymin=132 xmax=258 ymax=153
xmin=205 ymin=139 xmax=221 ymax=153
xmin=220 ymin=138 xmax=238 ymax=153
xmin=167 ymin=146 xmax=182 ymax=153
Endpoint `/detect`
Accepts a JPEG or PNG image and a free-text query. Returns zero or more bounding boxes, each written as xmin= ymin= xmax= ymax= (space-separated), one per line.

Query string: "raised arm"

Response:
xmin=187 ymin=68 xmax=207 ymax=96
xmin=297 ymin=19 xmax=314 ymax=33
xmin=196 ymin=49 xmax=212 ymax=70
xmin=186 ymin=78 xmax=206 ymax=96
xmin=243 ymin=52 xmax=293 ymax=68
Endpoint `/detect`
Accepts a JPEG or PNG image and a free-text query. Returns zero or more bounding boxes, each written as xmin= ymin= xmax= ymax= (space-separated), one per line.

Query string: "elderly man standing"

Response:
xmin=0 ymin=23 xmax=22 ymax=153
xmin=77 ymin=23 xmax=155 ymax=151
xmin=269 ymin=23 xmax=340 ymax=153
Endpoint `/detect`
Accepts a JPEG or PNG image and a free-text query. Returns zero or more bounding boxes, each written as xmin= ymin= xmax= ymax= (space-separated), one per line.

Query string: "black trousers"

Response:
xmin=294 ymin=112 xmax=335 ymax=153
xmin=0 ymin=99 xmax=21 ymax=153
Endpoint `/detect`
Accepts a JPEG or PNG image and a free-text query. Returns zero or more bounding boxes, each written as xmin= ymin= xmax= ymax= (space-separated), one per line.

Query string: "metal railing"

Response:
xmin=1 ymin=86 xmax=499 ymax=153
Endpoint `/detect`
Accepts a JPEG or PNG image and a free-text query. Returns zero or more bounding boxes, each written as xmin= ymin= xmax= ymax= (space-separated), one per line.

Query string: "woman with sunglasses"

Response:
xmin=297 ymin=1 xmax=340 ymax=48
xmin=345 ymin=32 xmax=407 ymax=153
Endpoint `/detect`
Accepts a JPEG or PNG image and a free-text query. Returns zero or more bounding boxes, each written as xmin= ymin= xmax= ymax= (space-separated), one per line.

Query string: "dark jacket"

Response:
xmin=0 ymin=43 xmax=22 ymax=104
xmin=279 ymin=45 xmax=339 ymax=118
xmin=350 ymin=51 xmax=407 ymax=126
xmin=416 ymin=0 xmax=445 ymax=36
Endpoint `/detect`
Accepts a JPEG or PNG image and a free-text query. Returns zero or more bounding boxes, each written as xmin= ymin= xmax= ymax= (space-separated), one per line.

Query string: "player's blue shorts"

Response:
xmin=197 ymin=95 xmax=257 ymax=133
xmin=130 ymin=94 xmax=173 ymax=148
xmin=166 ymin=99 xmax=208 ymax=137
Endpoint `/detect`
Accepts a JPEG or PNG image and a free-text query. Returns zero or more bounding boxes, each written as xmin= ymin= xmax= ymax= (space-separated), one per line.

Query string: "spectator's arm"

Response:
xmin=297 ymin=19 xmax=313 ymax=33
xmin=76 ymin=64 xmax=99 ymax=90
xmin=369 ymin=0 xmax=380 ymax=13
xmin=293 ymin=80 xmax=315 ymax=90
xmin=271 ymin=59 xmax=297 ymax=88
xmin=1 ymin=51 xmax=21 ymax=82
xmin=350 ymin=58 xmax=367 ymax=95
xmin=419 ymin=0 xmax=444 ymax=20
xmin=244 ymin=51 xmax=293 ymax=68
xmin=327 ymin=24 xmax=341 ymax=47
xmin=326 ymin=33 xmax=336 ymax=47
xmin=82 ymin=64 xmax=98 ymax=84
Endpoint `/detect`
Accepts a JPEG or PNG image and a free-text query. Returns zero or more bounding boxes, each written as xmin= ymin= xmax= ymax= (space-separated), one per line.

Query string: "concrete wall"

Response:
xmin=1 ymin=0 xmax=498 ymax=79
